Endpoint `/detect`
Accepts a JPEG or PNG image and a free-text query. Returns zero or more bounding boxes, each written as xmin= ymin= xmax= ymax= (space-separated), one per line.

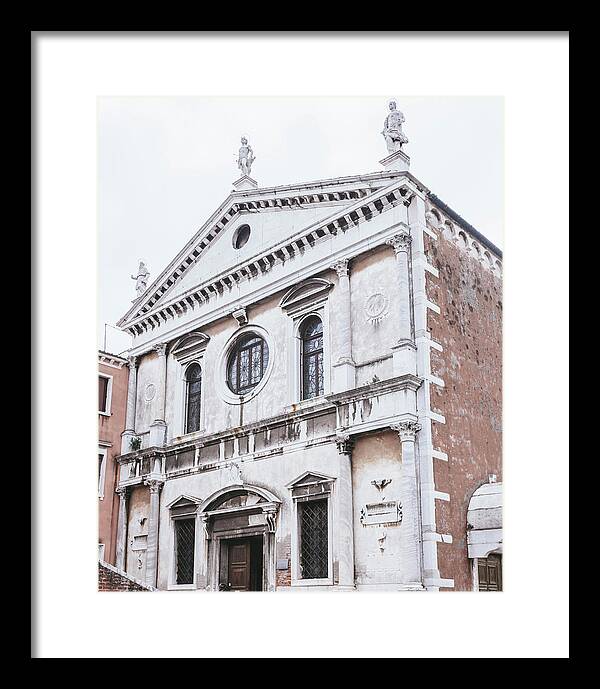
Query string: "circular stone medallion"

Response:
xmin=365 ymin=292 xmax=389 ymax=323
xmin=144 ymin=383 xmax=156 ymax=402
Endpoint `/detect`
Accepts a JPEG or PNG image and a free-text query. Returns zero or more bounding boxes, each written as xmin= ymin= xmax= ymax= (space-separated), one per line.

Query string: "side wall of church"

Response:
xmin=424 ymin=225 xmax=502 ymax=591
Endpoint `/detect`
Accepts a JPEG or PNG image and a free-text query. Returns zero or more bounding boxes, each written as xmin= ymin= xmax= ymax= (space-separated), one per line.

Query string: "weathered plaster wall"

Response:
xmin=98 ymin=361 xmax=129 ymax=565
xmin=352 ymin=431 xmax=411 ymax=589
xmin=425 ymin=231 xmax=502 ymax=591
xmin=125 ymin=485 xmax=151 ymax=581
xmin=348 ymin=246 xmax=399 ymax=385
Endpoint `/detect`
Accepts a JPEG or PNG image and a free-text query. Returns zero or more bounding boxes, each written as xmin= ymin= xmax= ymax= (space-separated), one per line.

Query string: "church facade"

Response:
xmin=111 ymin=105 xmax=502 ymax=592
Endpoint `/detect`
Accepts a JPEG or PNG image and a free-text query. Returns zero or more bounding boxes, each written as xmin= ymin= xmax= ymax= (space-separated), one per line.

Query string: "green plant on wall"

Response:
xmin=129 ymin=436 xmax=142 ymax=452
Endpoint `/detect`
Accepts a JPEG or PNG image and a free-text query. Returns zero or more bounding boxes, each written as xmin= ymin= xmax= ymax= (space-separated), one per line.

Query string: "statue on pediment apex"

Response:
xmin=382 ymin=100 xmax=409 ymax=154
xmin=237 ymin=137 xmax=255 ymax=177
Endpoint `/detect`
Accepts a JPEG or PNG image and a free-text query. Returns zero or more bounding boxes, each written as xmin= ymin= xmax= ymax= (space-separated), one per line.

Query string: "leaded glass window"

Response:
xmin=185 ymin=363 xmax=202 ymax=434
xmin=298 ymin=498 xmax=329 ymax=579
xmin=175 ymin=518 xmax=196 ymax=585
xmin=301 ymin=316 xmax=324 ymax=400
xmin=227 ymin=334 xmax=269 ymax=394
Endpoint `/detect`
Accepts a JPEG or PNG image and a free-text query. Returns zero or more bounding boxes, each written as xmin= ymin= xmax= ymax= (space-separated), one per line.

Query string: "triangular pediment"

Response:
xmin=286 ymin=471 xmax=336 ymax=489
xmin=166 ymin=494 xmax=203 ymax=510
xmin=117 ymin=172 xmax=406 ymax=329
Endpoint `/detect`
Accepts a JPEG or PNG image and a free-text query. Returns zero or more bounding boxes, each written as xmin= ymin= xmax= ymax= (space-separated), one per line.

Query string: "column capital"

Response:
xmin=391 ymin=420 xmax=421 ymax=442
xmin=335 ymin=433 xmax=354 ymax=456
xmin=144 ymin=478 xmax=164 ymax=494
xmin=386 ymin=231 xmax=412 ymax=254
xmin=116 ymin=486 xmax=128 ymax=500
xmin=127 ymin=355 xmax=138 ymax=371
xmin=330 ymin=258 xmax=350 ymax=278
xmin=153 ymin=342 xmax=168 ymax=357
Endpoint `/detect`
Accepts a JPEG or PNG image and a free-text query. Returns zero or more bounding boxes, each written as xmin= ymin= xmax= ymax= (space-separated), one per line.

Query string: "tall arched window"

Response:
xmin=301 ymin=316 xmax=324 ymax=400
xmin=185 ymin=363 xmax=202 ymax=433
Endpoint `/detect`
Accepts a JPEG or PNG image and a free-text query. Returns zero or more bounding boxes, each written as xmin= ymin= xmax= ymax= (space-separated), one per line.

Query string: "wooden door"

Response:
xmin=228 ymin=540 xmax=251 ymax=591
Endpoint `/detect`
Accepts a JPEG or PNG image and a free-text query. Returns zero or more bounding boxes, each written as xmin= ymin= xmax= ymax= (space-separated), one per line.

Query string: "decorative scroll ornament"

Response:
xmin=365 ymin=292 xmax=390 ymax=324
xmin=371 ymin=478 xmax=392 ymax=500
xmin=263 ymin=506 xmax=278 ymax=533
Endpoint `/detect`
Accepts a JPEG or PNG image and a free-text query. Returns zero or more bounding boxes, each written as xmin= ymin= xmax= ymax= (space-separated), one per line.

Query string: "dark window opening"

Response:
xmin=175 ymin=518 xmax=196 ymax=585
xmin=185 ymin=363 xmax=202 ymax=434
xmin=227 ymin=334 xmax=269 ymax=395
xmin=299 ymin=498 xmax=328 ymax=579
xmin=98 ymin=376 xmax=109 ymax=413
xmin=233 ymin=224 xmax=251 ymax=249
xmin=301 ymin=316 xmax=324 ymax=400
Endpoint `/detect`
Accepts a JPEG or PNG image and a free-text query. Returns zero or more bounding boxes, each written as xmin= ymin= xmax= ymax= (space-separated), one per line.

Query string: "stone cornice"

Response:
xmin=121 ymin=177 xmax=421 ymax=340
xmin=325 ymin=374 xmax=423 ymax=406
xmin=98 ymin=351 xmax=128 ymax=369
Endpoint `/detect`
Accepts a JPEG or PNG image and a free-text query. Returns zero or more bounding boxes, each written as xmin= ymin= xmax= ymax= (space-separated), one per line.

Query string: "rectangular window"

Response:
xmin=298 ymin=498 xmax=329 ymax=580
xmin=98 ymin=449 xmax=107 ymax=499
xmin=98 ymin=375 xmax=110 ymax=413
xmin=175 ymin=518 xmax=196 ymax=585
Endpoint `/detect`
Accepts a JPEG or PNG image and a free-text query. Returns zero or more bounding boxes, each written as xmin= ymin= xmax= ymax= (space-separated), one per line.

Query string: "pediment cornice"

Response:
xmin=120 ymin=176 xmax=423 ymax=340
xmin=117 ymin=171 xmax=427 ymax=330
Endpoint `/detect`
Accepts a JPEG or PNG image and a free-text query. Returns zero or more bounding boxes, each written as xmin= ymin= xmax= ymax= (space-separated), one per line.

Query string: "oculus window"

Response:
xmin=227 ymin=334 xmax=269 ymax=395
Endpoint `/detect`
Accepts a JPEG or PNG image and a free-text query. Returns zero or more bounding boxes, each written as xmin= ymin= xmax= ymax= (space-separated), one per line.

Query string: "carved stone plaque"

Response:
xmin=144 ymin=383 xmax=156 ymax=402
xmin=360 ymin=500 xmax=402 ymax=527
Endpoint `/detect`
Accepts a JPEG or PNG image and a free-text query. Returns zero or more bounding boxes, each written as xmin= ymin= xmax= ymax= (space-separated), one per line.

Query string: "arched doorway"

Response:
xmin=199 ymin=485 xmax=281 ymax=592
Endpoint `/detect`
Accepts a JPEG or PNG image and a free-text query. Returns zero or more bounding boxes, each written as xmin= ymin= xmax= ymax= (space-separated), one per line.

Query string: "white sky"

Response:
xmin=98 ymin=96 xmax=504 ymax=354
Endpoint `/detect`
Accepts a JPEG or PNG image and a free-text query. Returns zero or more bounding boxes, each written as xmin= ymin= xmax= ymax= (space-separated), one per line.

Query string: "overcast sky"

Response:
xmin=98 ymin=96 xmax=504 ymax=354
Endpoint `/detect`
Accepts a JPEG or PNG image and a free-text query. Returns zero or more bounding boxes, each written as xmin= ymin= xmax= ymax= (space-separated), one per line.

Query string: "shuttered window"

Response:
xmin=477 ymin=554 xmax=502 ymax=591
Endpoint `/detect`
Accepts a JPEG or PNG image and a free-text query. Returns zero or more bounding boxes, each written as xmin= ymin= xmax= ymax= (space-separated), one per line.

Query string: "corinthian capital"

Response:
xmin=335 ymin=433 xmax=354 ymax=456
xmin=153 ymin=342 xmax=168 ymax=357
xmin=391 ymin=420 xmax=421 ymax=442
xmin=330 ymin=258 xmax=350 ymax=278
xmin=144 ymin=479 xmax=164 ymax=494
xmin=386 ymin=232 xmax=412 ymax=254
xmin=127 ymin=355 xmax=138 ymax=371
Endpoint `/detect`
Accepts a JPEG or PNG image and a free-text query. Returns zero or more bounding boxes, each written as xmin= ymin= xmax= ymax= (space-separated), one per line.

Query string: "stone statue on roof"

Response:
xmin=382 ymin=100 xmax=409 ymax=154
xmin=131 ymin=261 xmax=150 ymax=298
xmin=237 ymin=137 xmax=255 ymax=177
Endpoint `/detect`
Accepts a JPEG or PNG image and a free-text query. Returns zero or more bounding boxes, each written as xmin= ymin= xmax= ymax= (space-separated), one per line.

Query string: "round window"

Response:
xmin=232 ymin=224 xmax=251 ymax=250
xmin=227 ymin=333 xmax=269 ymax=394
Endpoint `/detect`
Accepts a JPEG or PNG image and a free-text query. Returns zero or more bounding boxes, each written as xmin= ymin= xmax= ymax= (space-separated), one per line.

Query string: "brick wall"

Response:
xmin=98 ymin=561 xmax=155 ymax=592
xmin=425 ymin=230 xmax=502 ymax=591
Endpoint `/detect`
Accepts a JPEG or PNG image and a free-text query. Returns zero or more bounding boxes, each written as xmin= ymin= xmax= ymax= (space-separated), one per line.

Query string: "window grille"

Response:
xmin=301 ymin=317 xmax=324 ymax=399
xmin=185 ymin=363 xmax=202 ymax=433
xmin=299 ymin=498 xmax=328 ymax=579
xmin=175 ymin=519 xmax=196 ymax=585
xmin=227 ymin=334 xmax=269 ymax=394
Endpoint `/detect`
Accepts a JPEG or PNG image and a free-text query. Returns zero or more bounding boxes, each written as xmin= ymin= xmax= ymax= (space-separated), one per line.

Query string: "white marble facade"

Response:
xmin=114 ymin=156 xmax=500 ymax=592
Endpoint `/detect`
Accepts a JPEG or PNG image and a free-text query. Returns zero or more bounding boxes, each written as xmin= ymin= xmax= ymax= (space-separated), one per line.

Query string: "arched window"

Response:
xmin=227 ymin=333 xmax=269 ymax=395
xmin=301 ymin=316 xmax=324 ymax=400
xmin=185 ymin=363 xmax=202 ymax=433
